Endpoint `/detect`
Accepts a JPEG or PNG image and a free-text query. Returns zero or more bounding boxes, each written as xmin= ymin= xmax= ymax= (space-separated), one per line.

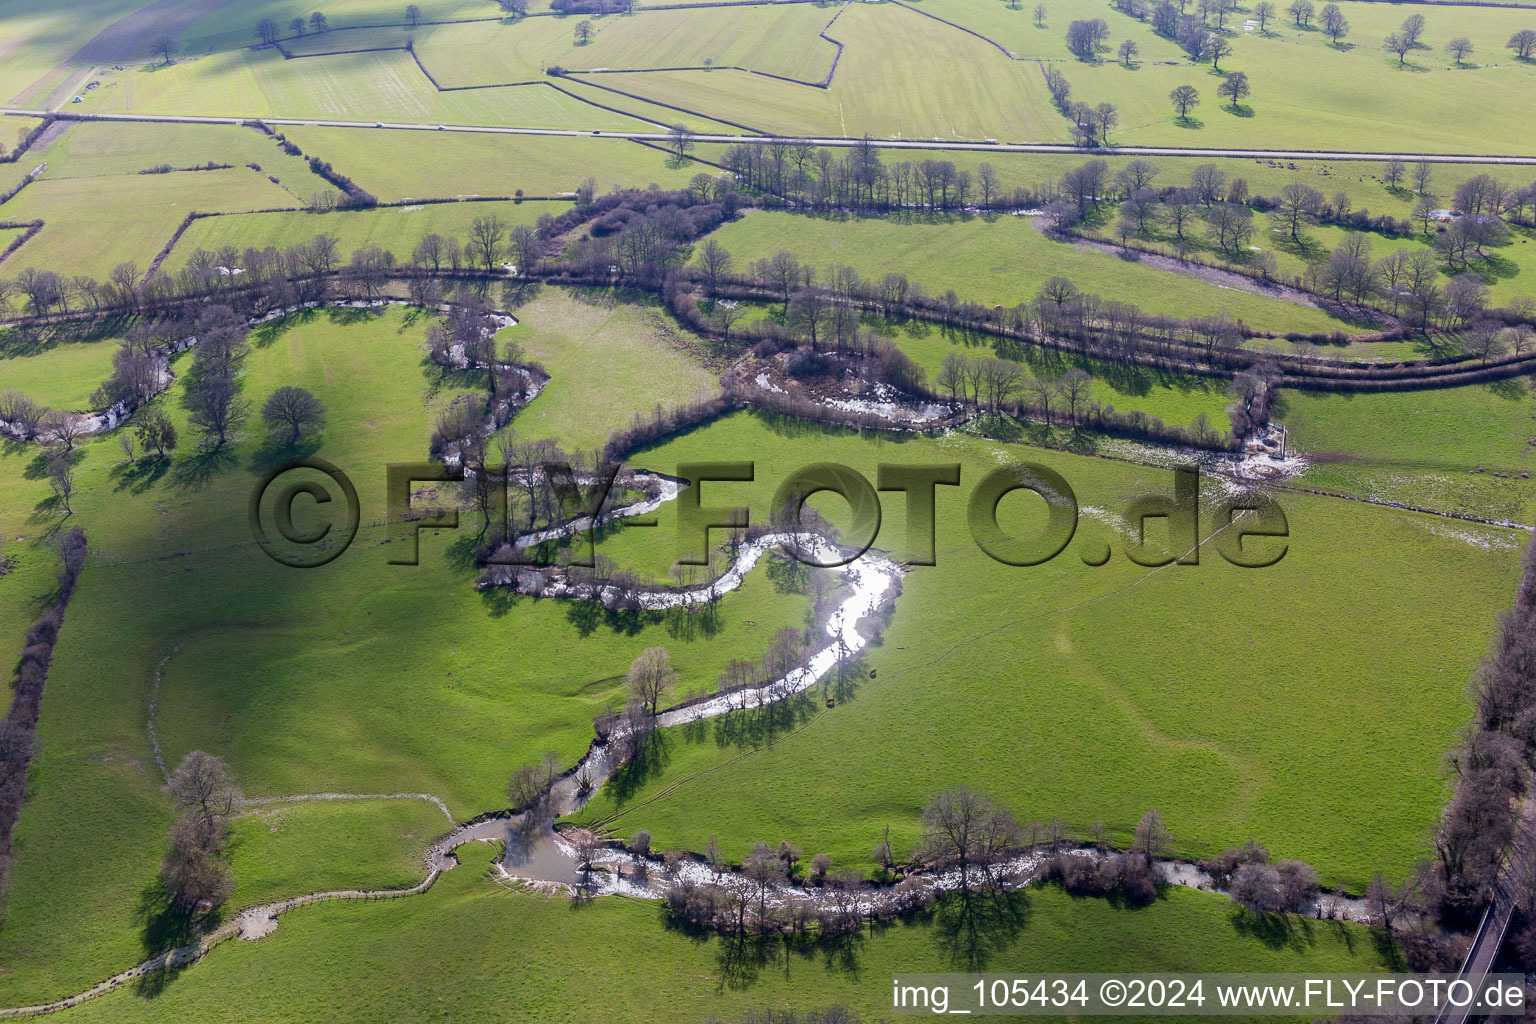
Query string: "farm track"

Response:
xmin=6 ymin=108 xmax=1536 ymax=164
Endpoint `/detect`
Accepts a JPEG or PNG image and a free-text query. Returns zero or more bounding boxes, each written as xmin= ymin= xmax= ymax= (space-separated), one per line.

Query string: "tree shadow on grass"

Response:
xmin=1225 ymin=103 xmax=1255 ymax=118
xmin=602 ymin=728 xmax=673 ymax=807
xmin=711 ymin=691 xmax=818 ymax=750
xmin=249 ymin=307 xmax=318 ymax=349
xmin=324 ymin=306 xmax=379 ymax=327
xmin=1228 ymin=905 xmax=1329 ymax=953
xmin=933 ymin=888 xmax=1032 ymax=971
xmin=132 ymin=880 xmax=222 ymax=999
xmin=168 ymin=445 xmax=236 ymax=492
xmin=245 ymin=435 xmax=321 ymax=477
xmin=1272 ymin=231 xmax=1328 ymax=265
xmin=1174 ymin=116 xmax=1205 ymax=130
xmin=714 ymin=932 xmax=768 ymax=990
xmin=110 ymin=453 xmax=171 ymax=495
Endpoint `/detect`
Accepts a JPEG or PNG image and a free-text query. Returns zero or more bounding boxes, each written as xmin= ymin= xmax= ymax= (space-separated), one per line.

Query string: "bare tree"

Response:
xmin=1446 ymin=36 xmax=1474 ymax=64
xmin=574 ymin=19 xmax=595 ymax=44
xmin=1319 ymin=3 xmax=1347 ymax=42
xmin=1216 ymin=70 xmax=1249 ymax=109
xmin=625 ymin=647 xmax=676 ymax=715
xmin=150 ymin=33 xmax=178 ymax=64
xmin=697 ymin=238 xmax=732 ymax=295
xmin=1168 ymin=84 xmax=1200 ymax=123
xmin=469 ymin=215 xmax=507 ymax=272
xmin=262 ymin=386 xmax=326 ymax=445
xmin=916 ymin=785 xmax=1016 ymax=894
xmin=1133 ymin=808 xmax=1172 ymax=863
xmin=1412 ymin=159 xmax=1434 ymax=195
xmin=667 ymin=123 xmax=693 ymax=159
xmin=166 ymin=751 xmax=242 ymax=841
xmin=46 ymin=449 xmax=74 ymax=515
xmin=1274 ymin=181 xmax=1323 ymax=239
xmin=40 ymin=410 xmax=85 ymax=452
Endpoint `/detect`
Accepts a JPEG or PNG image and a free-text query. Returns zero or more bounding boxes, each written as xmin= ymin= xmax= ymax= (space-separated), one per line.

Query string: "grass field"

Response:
xmin=588 ymin=1 xmax=1064 ymax=139
xmin=1027 ymin=0 xmax=1536 ymax=153
xmin=29 ymin=120 xmax=322 ymax=191
xmin=0 ymin=0 xmax=151 ymax=106
xmin=0 ymin=168 xmax=298 ymax=280
xmin=277 ymin=127 xmax=698 ymax=201
xmin=706 ymin=210 xmax=1355 ymax=334
xmin=882 ymin=315 xmax=1236 ymax=428
xmin=0 ymin=326 xmax=119 ymax=410
xmin=73 ymin=48 xmax=660 ymax=130
xmin=0 ymin=300 xmax=811 ymax=1004
xmin=39 ymin=843 xmax=1400 ymax=1023
xmin=702 ymin=144 xmax=1522 ymax=227
xmin=493 ymin=287 xmax=723 ymax=453
xmin=567 ymin=411 xmax=1524 ymax=893
xmin=166 ymin=199 xmax=555 ymax=270
xmin=410 ymin=4 xmax=838 ymax=88
xmin=564 ymin=3 xmax=839 ymax=79
xmin=225 ymin=798 xmax=452 ymax=911
xmin=177 ymin=0 xmax=497 ymax=56
xmin=1281 ymin=382 xmax=1536 ymax=522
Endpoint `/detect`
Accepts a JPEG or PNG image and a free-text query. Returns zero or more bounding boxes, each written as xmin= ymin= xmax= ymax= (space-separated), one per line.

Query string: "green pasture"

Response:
xmin=166 ymin=199 xmax=554 ymax=270
xmin=705 ymin=209 xmax=1354 ymax=334
xmin=0 ymin=325 xmax=119 ymax=410
xmin=1041 ymin=0 xmax=1536 ymax=153
xmin=277 ymin=127 xmax=696 ymax=200
xmin=50 ymin=843 xmax=1399 ymax=1023
xmin=1280 ymin=382 xmax=1536 ymax=522
xmin=0 ymin=169 xmax=298 ymax=280
xmin=0 ymin=0 xmax=149 ymax=106
xmin=1073 ymin=199 xmax=1536 ymax=317
xmin=565 ymin=3 xmax=839 ymax=79
xmin=592 ymin=1 xmax=1063 ymax=140
xmin=568 ymin=411 xmax=1524 ymax=893
xmin=72 ymin=48 xmax=658 ymax=130
xmin=2 ymin=116 xmax=47 ymax=156
xmin=0 ymin=301 xmax=808 ymax=1004
xmin=226 ymin=797 xmax=452 ymax=911
xmin=29 ymin=120 xmax=322 ymax=191
xmin=411 ymin=4 xmax=837 ymax=86
xmin=880 ymin=316 xmax=1235 ymax=428
xmin=176 ymin=0 xmax=497 ymax=56
xmin=493 ymin=287 xmax=722 ymax=453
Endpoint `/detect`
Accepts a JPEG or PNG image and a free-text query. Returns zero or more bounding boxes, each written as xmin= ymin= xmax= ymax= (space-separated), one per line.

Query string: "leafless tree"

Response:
xmin=40 ymin=411 xmax=85 ymax=452
xmin=625 ymin=646 xmax=676 ymax=715
xmin=469 ymin=215 xmax=507 ymax=272
xmin=46 ymin=450 xmax=74 ymax=515
xmin=166 ymin=751 xmax=242 ymax=841
xmin=697 ymin=238 xmax=732 ymax=295
xmin=150 ymin=33 xmax=178 ymax=64
xmin=1133 ymin=808 xmax=1172 ymax=863
xmin=667 ymin=123 xmax=693 ymax=159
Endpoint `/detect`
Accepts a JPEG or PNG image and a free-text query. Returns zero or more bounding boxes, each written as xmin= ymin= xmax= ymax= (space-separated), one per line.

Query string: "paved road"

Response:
xmin=1436 ymin=793 xmax=1536 ymax=1024
xmin=6 ymin=107 xmax=1536 ymax=165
